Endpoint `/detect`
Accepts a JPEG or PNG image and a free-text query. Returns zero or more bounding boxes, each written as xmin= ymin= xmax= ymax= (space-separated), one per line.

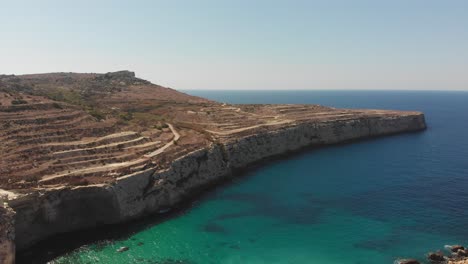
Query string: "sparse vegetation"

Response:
xmin=11 ymin=99 xmax=28 ymax=105
xmin=45 ymin=88 xmax=88 ymax=106
xmin=52 ymin=102 xmax=63 ymax=109
xmin=154 ymin=123 xmax=169 ymax=130
xmin=88 ymin=108 xmax=105 ymax=120
xmin=119 ymin=111 xmax=133 ymax=121
xmin=24 ymin=174 xmax=41 ymax=183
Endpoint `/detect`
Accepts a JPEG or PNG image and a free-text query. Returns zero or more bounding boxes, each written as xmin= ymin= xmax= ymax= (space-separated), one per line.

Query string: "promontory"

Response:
xmin=0 ymin=71 xmax=426 ymax=263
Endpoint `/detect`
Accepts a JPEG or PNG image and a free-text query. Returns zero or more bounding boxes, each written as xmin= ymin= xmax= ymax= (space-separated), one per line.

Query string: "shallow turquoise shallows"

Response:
xmin=51 ymin=91 xmax=468 ymax=264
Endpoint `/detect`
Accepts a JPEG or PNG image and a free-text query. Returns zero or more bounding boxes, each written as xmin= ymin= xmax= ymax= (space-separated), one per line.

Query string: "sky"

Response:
xmin=1 ymin=0 xmax=467 ymax=90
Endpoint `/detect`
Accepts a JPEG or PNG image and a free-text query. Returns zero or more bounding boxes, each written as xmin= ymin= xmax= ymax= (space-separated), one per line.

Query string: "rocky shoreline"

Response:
xmin=397 ymin=245 xmax=468 ymax=264
xmin=2 ymin=112 xmax=426 ymax=260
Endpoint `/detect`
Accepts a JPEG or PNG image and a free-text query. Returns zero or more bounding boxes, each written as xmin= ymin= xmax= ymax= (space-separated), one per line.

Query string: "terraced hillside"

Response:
xmin=0 ymin=71 xmax=423 ymax=192
xmin=0 ymin=71 xmax=210 ymax=190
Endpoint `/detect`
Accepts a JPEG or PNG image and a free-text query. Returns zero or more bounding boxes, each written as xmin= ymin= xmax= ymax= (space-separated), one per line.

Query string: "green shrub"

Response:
xmin=52 ymin=102 xmax=63 ymax=109
xmin=24 ymin=174 xmax=41 ymax=182
xmin=154 ymin=123 xmax=169 ymax=130
xmin=45 ymin=88 xmax=87 ymax=106
xmin=119 ymin=111 xmax=133 ymax=121
xmin=88 ymin=108 xmax=105 ymax=120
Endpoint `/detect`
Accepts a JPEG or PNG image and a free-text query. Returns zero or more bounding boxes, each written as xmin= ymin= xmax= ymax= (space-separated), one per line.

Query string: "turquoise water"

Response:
xmin=48 ymin=91 xmax=468 ymax=264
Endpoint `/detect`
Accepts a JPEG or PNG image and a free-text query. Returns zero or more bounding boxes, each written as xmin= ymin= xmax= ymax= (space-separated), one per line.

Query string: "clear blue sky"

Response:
xmin=1 ymin=0 xmax=467 ymax=90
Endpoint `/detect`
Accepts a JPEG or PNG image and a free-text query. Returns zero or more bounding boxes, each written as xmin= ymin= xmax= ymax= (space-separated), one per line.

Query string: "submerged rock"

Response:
xmin=428 ymin=251 xmax=445 ymax=262
xmin=398 ymin=259 xmax=420 ymax=264
xmin=116 ymin=246 xmax=129 ymax=253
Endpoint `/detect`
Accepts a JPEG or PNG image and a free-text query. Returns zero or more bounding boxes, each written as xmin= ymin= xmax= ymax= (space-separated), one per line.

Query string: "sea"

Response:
xmin=23 ymin=90 xmax=468 ymax=264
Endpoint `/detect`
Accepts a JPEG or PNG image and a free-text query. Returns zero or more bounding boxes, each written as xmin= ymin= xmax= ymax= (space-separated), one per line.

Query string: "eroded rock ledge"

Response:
xmin=2 ymin=112 xmax=426 ymax=252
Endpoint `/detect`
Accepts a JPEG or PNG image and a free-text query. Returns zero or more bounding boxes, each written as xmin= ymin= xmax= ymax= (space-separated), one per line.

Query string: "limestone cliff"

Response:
xmin=0 ymin=201 xmax=15 ymax=264
xmin=8 ymin=113 xmax=426 ymax=251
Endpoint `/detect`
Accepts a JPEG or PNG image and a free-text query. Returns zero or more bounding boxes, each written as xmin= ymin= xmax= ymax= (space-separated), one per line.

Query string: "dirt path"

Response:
xmin=40 ymin=124 xmax=180 ymax=183
xmin=144 ymin=123 xmax=179 ymax=158
xmin=206 ymin=119 xmax=294 ymax=136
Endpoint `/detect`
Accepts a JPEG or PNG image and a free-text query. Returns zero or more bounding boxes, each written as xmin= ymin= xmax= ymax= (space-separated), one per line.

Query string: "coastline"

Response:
xmin=18 ymin=127 xmax=428 ymax=263
xmin=2 ymin=112 xmax=426 ymax=261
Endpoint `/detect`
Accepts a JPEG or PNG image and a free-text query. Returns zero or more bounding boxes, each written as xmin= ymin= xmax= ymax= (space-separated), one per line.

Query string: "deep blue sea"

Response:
xmin=53 ymin=90 xmax=468 ymax=264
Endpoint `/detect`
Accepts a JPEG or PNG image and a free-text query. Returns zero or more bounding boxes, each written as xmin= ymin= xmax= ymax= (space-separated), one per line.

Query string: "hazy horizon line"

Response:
xmin=3 ymin=71 xmax=467 ymax=92
xmin=181 ymin=88 xmax=468 ymax=92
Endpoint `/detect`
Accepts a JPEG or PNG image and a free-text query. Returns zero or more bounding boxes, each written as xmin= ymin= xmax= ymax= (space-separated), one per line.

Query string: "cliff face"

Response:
xmin=8 ymin=113 xmax=425 ymax=250
xmin=225 ymin=114 xmax=425 ymax=169
xmin=0 ymin=202 xmax=15 ymax=264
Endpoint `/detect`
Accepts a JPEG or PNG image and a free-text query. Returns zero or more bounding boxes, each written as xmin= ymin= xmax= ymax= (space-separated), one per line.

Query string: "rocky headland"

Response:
xmin=0 ymin=71 xmax=426 ymax=259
